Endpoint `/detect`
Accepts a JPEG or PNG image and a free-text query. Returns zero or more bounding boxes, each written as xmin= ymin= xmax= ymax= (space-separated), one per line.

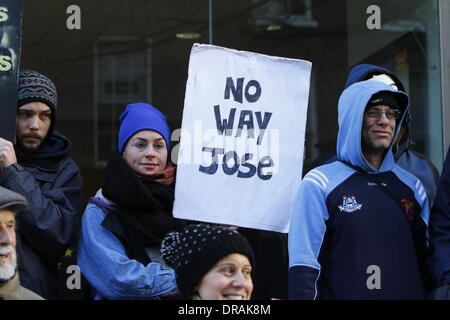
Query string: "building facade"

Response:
xmin=19 ymin=0 xmax=450 ymax=203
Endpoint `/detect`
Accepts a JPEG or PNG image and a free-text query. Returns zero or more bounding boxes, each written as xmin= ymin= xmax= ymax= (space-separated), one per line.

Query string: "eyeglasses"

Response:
xmin=365 ymin=108 xmax=401 ymax=120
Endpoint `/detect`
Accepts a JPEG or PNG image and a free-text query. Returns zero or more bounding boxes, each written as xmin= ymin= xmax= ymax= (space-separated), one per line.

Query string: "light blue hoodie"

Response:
xmin=336 ymin=79 xmax=408 ymax=173
xmin=288 ymin=80 xmax=431 ymax=300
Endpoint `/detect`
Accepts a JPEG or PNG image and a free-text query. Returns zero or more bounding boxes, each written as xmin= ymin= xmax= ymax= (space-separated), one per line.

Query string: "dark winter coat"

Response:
xmin=0 ymin=131 xmax=83 ymax=299
xmin=430 ymin=146 xmax=450 ymax=288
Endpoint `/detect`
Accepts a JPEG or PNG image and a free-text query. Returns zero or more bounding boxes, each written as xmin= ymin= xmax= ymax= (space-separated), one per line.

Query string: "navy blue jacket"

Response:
xmin=0 ymin=131 xmax=83 ymax=299
xmin=308 ymin=64 xmax=439 ymax=210
xmin=288 ymin=81 xmax=431 ymax=299
xmin=430 ymin=146 xmax=450 ymax=286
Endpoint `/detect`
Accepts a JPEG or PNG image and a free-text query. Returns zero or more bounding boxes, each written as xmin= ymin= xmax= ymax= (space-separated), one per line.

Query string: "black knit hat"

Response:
xmin=161 ymin=224 xmax=255 ymax=299
xmin=18 ymin=70 xmax=57 ymax=112
xmin=17 ymin=70 xmax=57 ymax=140
xmin=366 ymin=91 xmax=400 ymax=110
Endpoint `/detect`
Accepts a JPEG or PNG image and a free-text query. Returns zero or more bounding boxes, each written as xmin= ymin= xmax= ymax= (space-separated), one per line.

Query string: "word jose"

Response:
xmin=199 ymin=77 xmax=275 ymax=180
xmin=200 ymin=147 xmax=273 ymax=180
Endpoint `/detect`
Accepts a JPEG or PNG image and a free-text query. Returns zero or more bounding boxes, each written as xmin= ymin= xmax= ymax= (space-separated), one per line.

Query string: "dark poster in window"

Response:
xmin=0 ymin=0 xmax=22 ymax=142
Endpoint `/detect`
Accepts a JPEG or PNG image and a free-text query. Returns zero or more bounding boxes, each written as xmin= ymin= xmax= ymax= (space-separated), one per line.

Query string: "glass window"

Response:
xmin=94 ymin=38 xmax=152 ymax=165
xmin=346 ymin=0 xmax=443 ymax=170
xmin=20 ymin=0 xmax=445 ymax=199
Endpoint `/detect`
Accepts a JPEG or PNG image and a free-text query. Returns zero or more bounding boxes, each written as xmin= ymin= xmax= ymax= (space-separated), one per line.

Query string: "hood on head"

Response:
xmin=344 ymin=64 xmax=405 ymax=91
xmin=344 ymin=64 xmax=410 ymax=158
xmin=336 ymin=80 xmax=409 ymax=173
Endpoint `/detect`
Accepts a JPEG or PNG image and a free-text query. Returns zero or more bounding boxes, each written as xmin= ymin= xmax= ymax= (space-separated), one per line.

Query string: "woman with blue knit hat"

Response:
xmin=77 ymin=102 xmax=189 ymax=300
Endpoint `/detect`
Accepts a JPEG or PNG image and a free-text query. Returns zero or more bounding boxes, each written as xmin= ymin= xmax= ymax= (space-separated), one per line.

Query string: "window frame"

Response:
xmin=93 ymin=36 xmax=152 ymax=167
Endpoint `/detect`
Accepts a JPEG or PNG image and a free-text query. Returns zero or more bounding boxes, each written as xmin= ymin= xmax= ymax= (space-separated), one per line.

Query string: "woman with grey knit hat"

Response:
xmin=161 ymin=223 xmax=255 ymax=300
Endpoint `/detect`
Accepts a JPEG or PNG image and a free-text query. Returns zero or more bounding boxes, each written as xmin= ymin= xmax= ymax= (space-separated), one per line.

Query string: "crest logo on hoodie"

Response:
xmin=400 ymin=199 xmax=415 ymax=221
xmin=338 ymin=195 xmax=363 ymax=213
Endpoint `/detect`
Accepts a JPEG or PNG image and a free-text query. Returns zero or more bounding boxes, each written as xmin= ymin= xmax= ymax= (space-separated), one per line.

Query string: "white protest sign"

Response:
xmin=173 ymin=43 xmax=311 ymax=233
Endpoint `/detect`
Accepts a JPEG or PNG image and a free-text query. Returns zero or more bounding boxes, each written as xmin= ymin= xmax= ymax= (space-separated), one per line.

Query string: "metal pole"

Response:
xmin=209 ymin=0 xmax=213 ymax=44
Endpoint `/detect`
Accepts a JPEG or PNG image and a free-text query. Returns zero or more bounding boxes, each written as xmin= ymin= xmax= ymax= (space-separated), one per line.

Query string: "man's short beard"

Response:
xmin=0 ymin=246 xmax=17 ymax=282
xmin=16 ymin=135 xmax=44 ymax=156
xmin=18 ymin=143 xmax=39 ymax=153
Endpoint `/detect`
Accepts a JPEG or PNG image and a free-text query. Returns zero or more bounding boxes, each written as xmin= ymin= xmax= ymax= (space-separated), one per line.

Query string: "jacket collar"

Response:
xmin=0 ymin=274 xmax=20 ymax=300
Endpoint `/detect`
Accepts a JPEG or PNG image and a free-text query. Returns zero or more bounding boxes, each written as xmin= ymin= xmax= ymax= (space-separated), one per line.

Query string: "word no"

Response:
xmin=216 ymin=77 xmax=272 ymax=145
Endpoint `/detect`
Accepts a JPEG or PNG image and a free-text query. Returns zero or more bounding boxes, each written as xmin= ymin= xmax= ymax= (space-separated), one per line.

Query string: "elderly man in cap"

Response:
xmin=0 ymin=186 xmax=43 ymax=300
xmin=0 ymin=70 xmax=83 ymax=299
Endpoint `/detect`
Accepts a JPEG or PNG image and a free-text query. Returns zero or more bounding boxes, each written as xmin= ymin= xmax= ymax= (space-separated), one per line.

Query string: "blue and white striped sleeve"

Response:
xmin=288 ymin=169 xmax=330 ymax=300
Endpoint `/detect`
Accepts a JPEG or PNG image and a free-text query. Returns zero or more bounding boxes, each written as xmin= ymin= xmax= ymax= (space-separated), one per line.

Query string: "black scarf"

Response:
xmin=16 ymin=131 xmax=71 ymax=171
xmin=96 ymin=152 xmax=188 ymax=265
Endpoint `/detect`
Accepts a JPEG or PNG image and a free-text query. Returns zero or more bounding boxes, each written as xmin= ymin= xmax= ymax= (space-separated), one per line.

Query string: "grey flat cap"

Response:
xmin=0 ymin=186 xmax=27 ymax=213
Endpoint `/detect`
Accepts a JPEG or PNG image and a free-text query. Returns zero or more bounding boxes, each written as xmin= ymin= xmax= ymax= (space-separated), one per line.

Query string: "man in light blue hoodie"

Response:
xmin=307 ymin=64 xmax=439 ymax=210
xmin=288 ymin=80 xmax=431 ymax=299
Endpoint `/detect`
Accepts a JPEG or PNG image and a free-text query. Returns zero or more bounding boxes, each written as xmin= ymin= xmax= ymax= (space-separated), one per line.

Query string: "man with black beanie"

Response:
xmin=289 ymin=80 xmax=431 ymax=299
xmin=0 ymin=70 xmax=83 ymax=299
xmin=307 ymin=64 xmax=439 ymax=211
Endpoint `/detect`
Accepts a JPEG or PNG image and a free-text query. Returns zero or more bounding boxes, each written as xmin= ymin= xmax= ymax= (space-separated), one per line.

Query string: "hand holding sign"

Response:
xmin=0 ymin=137 xmax=17 ymax=169
xmin=174 ymin=44 xmax=311 ymax=233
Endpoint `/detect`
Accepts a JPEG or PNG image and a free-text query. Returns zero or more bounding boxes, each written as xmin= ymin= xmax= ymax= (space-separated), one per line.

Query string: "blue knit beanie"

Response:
xmin=118 ymin=103 xmax=171 ymax=153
